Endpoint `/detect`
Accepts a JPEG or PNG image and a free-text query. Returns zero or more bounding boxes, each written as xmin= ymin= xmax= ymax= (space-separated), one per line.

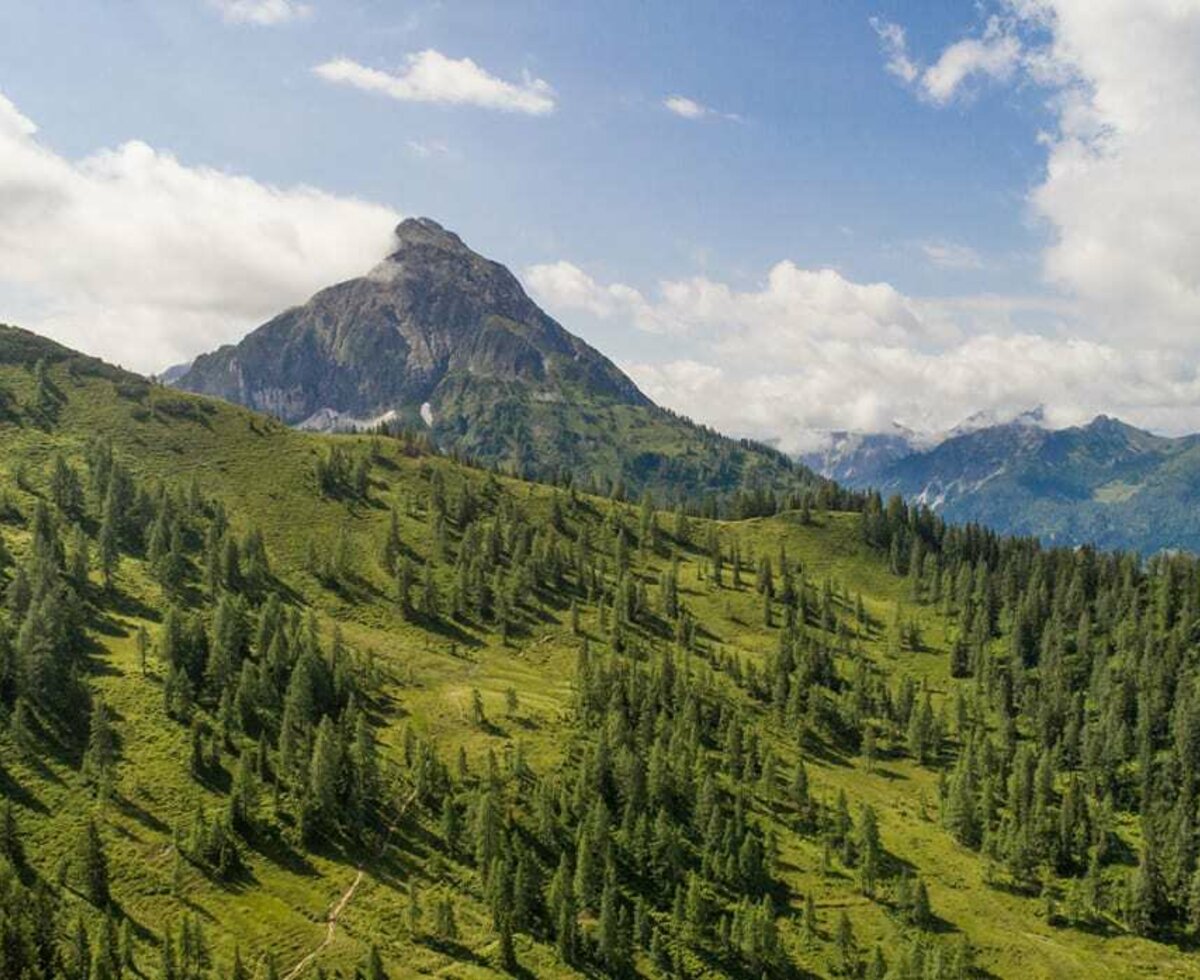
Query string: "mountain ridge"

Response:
xmin=809 ymin=412 xmax=1200 ymax=552
xmin=176 ymin=218 xmax=813 ymax=502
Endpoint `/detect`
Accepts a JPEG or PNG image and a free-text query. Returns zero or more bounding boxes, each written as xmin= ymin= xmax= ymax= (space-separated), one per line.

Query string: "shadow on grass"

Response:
xmin=800 ymin=736 xmax=852 ymax=770
xmin=0 ymin=766 xmax=48 ymax=814
xmin=95 ymin=586 xmax=161 ymax=628
xmin=113 ymin=792 xmax=170 ymax=834
xmin=413 ymin=613 xmax=485 ymax=650
xmin=247 ymin=825 xmax=319 ymax=879
xmin=421 ymin=935 xmax=494 ymax=970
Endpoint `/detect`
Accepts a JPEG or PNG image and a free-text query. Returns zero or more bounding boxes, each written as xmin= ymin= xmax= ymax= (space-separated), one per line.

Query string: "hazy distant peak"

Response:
xmin=946 ymin=404 xmax=1047 ymax=439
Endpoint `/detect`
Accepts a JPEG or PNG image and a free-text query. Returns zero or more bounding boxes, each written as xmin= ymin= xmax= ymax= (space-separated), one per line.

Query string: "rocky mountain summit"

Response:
xmin=177 ymin=218 xmax=807 ymax=498
xmin=178 ymin=217 xmax=646 ymax=428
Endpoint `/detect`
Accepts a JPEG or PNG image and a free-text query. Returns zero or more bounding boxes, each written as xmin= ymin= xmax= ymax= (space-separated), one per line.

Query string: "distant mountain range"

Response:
xmin=803 ymin=409 xmax=1200 ymax=553
xmin=169 ymin=215 xmax=1200 ymax=552
xmin=175 ymin=218 xmax=814 ymax=502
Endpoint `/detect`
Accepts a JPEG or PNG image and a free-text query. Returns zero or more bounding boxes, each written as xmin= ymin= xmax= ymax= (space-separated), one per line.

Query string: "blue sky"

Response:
xmin=2 ymin=1 xmax=1199 ymax=448
xmin=1 ymin=1 xmax=1046 ymax=292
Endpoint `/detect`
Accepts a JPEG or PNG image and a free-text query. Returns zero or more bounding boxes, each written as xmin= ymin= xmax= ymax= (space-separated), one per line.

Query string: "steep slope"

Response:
xmin=176 ymin=218 xmax=805 ymax=501
xmin=3 ymin=324 xmax=1199 ymax=979
xmin=823 ymin=414 xmax=1200 ymax=553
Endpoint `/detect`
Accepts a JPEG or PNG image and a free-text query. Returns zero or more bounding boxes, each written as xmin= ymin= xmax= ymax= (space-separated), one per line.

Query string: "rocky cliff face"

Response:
xmin=176 ymin=218 xmax=808 ymax=498
xmin=177 ymin=217 xmax=647 ymax=427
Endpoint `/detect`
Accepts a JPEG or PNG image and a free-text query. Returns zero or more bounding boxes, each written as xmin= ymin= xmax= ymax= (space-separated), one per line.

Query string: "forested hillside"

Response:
xmin=2 ymin=323 xmax=1200 ymax=979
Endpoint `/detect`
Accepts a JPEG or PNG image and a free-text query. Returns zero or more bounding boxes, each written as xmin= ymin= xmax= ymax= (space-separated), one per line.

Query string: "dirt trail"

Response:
xmin=280 ymin=785 xmax=418 ymax=980
xmin=281 ymin=869 xmax=364 ymax=980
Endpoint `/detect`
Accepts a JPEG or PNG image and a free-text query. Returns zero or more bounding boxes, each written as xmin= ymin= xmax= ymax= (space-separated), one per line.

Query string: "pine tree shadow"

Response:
xmin=799 ymin=736 xmax=852 ymax=770
xmin=0 ymin=766 xmax=48 ymax=814
xmin=413 ymin=613 xmax=485 ymax=649
xmin=94 ymin=587 xmax=160 ymax=628
xmin=246 ymin=824 xmax=319 ymax=878
xmin=113 ymin=792 xmax=170 ymax=834
xmin=422 ymin=935 xmax=492 ymax=969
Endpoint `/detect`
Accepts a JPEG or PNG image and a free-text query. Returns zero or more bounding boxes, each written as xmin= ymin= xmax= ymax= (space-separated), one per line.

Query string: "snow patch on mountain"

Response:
xmin=297 ymin=407 xmax=400 ymax=433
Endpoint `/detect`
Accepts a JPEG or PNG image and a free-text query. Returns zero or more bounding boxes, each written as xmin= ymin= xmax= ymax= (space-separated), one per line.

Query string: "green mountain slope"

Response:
xmin=175 ymin=218 xmax=808 ymax=504
xmin=825 ymin=414 xmax=1200 ymax=553
xmin=1 ymin=324 xmax=1198 ymax=979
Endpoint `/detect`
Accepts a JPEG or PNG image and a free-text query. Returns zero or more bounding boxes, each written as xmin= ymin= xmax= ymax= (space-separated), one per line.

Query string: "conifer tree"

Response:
xmin=76 ymin=817 xmax=110 ymax=907
xmin=362 ymin=940 xmax=386 ymax=978
xmin=308 ymin=715 xmax=342 ymax=831
xmin=84 ymin=699 xmax=117 ymax=799
xmin=835 ymin=910 xmax=855 ymax=976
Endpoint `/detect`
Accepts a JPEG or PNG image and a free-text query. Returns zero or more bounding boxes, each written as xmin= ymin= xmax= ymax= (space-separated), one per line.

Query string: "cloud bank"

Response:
xmin=876 ymin=1 xmax=1200 ymax=346
xmin=521 ymin=0 xmax=1200 ymax=452
xmin=0 ymin=92 xmax=400 ymax=372
xmin=525 ymin=257 xmax=1200 ymax=453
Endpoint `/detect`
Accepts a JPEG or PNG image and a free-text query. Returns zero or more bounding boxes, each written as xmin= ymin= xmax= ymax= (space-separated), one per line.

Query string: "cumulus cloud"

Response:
xmin=622 ymin=333 xmax=1200 ymax=454
xmin=525 ymin=261 xmax=675 ymax=333
xmin=878 ymin=1 xmax=1200 ymax=347
xmin=1026 ymin=0 xmax=1200 ymax=345
xmin=209 ymin=0 xmax=311 ymax=26
xmin=525 ymin=256 xmax=1200 ymax=452
xmin=543 ymin=0 xmax=1200 ymax=456
xmin=314 ymin=51 xmax=556 ymax=115
xmin=529 ymin=259 xmax=940 ymax=347
xmin=0 ymin=92 xmax=400 ymax=373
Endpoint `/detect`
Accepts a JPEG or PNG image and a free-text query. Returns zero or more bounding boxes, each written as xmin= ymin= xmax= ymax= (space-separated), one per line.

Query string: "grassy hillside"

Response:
xmin=0 ymin=324 xmax=1197 ymax=979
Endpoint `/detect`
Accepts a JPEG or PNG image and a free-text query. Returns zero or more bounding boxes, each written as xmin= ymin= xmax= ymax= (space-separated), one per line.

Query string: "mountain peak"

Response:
xmin=176 ymin=211 xmax=654 ymax=446
xmin=390 ymin=216 xmax=469 ymax=255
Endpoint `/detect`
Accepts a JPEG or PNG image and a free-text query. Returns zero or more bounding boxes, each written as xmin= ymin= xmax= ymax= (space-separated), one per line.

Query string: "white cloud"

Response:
xmin=663 ymin=95 xmax=737 ymax=121
xmin=0 ymin=92 xmax=400 ymax=373
xmin=1025 ymin=0 xmax=1200 ymax=346
xmin=314 ymin=51 xmax=556 ymax=115
xmin=920 ymin=17 xmax=1022 ymax=104
xmin=526 ymin=255 xmax=1200 ymax=452
xmin=879 ymin=2 xmax=1200 ymax=347
xmin=920 ymin=241 xmax=984 ymax=270
xmin=528 ymin=259 xmax=937 ymax=346
xmin=526 ymin=261 xmax=636 ymax=319
xmin=406 ymin=138 xmax=454 ymax=160
xmin=525 ymin=261 xmax=677 ymax=333
xmin=663 ymin=96 xmax=707 ymax=119
xmin=209 ymin=0 xmax=311 ymax=26
xmin=622 ymin=333 xmax=1200 ymax=453
xmin=870 ymin=18 xmax=919 ymax=85
xmin=872 ymin=14 xmax=1022 ymax=105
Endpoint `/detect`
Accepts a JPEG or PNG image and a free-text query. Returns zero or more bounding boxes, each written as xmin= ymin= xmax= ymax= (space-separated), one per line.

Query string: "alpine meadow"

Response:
xmin=5 ymin=3 xmax=1200 ymax=979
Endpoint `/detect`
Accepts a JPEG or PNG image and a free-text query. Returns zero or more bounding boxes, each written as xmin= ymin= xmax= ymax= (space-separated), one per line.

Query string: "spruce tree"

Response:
xmin=835 ymin=910 xmax=855 ymax=976
xmin=76 ymin=817 xmax=110 ymax=907
xmin=308 ymin=715 xmax=342 ymax=831
xmin=362 ymin=945 xmax=386 ymax=978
